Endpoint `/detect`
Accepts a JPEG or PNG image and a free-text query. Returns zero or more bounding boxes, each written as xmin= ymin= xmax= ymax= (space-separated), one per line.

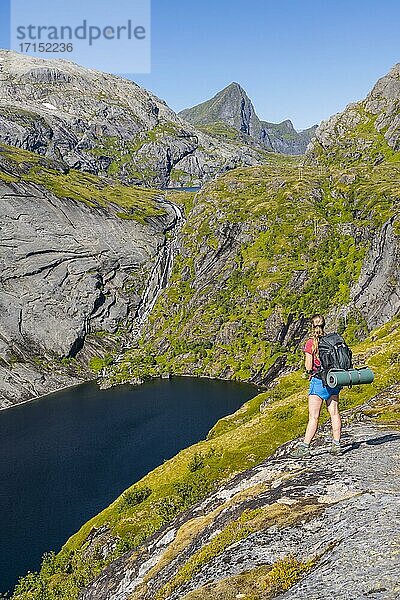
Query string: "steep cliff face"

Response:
xmin=0 ymin=51 xmax=267 ymax=188
xmin=0 ymin=144 xmax=178 ymax=408
xmin=179 ymin=83 xmax=317 ymax=155
xmin=261 ymin=119 xmax=318 ymax=155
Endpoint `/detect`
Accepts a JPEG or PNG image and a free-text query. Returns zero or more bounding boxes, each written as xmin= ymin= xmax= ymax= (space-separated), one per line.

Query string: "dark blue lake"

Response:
xmin=0 ymin=377 xmax=256 ymax=595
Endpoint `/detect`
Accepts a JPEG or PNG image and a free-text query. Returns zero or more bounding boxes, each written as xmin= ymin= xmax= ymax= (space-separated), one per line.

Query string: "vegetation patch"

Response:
xmin=7 ymin=130 xmax=400 ymax=599
xmin=155 ymin=502 xmax=320 ymax=600
xmin=180 ymin=555 xmax=316 ymax=600
xmin=105 ymin=154 xmax=398 ymax=388
xmin=0 ymin=142 xmax=166 ymax=224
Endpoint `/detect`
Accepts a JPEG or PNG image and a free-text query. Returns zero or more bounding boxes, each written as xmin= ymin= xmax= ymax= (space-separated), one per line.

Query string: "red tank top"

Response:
xmin=303 ymin=338 xmax=321 ymax=373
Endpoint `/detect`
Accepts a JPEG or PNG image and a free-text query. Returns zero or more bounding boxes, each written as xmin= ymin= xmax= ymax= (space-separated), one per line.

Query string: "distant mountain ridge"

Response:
xmin=179 ymin=82 xmax=317 ymax=155
xmin=0 ymin=51 xmax=269 ymax=189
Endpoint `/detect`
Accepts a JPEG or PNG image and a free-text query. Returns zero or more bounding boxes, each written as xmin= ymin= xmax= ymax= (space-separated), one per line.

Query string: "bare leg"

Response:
xmin=304 ymin=394 xmax=323 ymax=444
xmin=326 ymin=395 xmax=341 ymax=441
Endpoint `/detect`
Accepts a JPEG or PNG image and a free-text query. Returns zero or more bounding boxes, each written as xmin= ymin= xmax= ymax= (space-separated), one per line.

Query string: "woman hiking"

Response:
xmin=291 ymin=314 xmax=343 ymax=458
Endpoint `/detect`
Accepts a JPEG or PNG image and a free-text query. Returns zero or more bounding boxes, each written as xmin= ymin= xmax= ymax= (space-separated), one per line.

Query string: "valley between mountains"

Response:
xmin=0 ymin=50 xmax=399 ymax=599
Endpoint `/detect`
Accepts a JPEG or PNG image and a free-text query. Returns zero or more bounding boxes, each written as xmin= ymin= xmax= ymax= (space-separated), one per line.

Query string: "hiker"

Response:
xmin=291 ymin=314 xmax=343 ymax=458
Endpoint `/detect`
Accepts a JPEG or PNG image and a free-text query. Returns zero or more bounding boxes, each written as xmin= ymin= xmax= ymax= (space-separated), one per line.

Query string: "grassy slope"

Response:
xmin=0 ymin=143 xmax=166 ymax=224
xmin=178 ymin=90 xmax=234 ymax=127
xmin=0 ymin=142 xmax=169 ymax=384
xmin=88 ymin=121 xmax=194 ymax=186
xmin=309 ymin=102 xmax=400 ymax=168
xmin=197 ymin=121 xmax=250 ymax=141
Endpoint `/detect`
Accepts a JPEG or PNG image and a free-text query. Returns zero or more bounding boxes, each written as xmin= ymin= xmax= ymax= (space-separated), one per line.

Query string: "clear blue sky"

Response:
xmin=1 ymin=0 xmax=399 ymax=129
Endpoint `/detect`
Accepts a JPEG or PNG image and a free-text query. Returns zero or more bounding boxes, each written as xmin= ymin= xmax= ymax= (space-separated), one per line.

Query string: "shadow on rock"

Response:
xmin=345 ymin=433 xmax=400 ymax=454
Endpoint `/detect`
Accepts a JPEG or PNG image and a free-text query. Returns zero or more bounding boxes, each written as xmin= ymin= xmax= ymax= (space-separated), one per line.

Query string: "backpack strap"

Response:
xmin=313 ymin=366 xmax=325 ymax=383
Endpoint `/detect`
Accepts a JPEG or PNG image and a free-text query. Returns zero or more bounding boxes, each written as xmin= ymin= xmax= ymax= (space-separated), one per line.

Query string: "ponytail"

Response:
xmin=311 ymin=314 xmax=325 ymax=357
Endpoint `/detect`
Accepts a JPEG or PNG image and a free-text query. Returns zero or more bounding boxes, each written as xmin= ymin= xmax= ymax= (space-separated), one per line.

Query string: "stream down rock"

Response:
xmin=79 ymin=388 xmax=400 ymax=600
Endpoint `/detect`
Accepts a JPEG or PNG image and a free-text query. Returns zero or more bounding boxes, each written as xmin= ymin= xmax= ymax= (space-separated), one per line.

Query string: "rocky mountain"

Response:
xmin=307 ymin=62 xmax=400 ymax=165
xmin=179 ymin=83 xmax=261 ymax=136
xmin=103 ymin=152 xmax=399 ymax=390
xmin=80 ymin=392 xmax=400 ymax=600
xmin=179 ymin=82 xmax=317 ymax=155
xmin=0 ymin=51 xmax=268 ymax=189
xmin=261 ymin=119 xmax=318 ymax=155
xmin=0 ymin=51 xmax=272 ymax=408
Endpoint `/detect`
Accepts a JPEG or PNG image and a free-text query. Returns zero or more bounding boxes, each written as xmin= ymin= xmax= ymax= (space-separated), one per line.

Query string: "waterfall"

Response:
xmin=136 ymin=200 xmax=184 ymax=325
xmin=116 ymin=199 xmax=185 ymax=357
xmin=100 ymin=192 xmax=191 ymax=381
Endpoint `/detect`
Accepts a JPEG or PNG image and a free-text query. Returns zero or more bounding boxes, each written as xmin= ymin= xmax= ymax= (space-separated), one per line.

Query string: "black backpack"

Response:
xmin=317 ymin=333 xmax=353 ymax=383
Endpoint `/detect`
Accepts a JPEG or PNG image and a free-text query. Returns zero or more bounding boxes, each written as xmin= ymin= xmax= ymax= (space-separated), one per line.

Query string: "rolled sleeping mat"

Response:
xmin=327 ymin=368 xmax=375 ymax=387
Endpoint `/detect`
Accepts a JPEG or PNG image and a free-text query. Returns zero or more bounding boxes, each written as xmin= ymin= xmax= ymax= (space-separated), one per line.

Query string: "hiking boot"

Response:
xmin=290 ymin=443 xmax=311 ymax=459
xmin=330 ymin=442 xmax=343 ymax=456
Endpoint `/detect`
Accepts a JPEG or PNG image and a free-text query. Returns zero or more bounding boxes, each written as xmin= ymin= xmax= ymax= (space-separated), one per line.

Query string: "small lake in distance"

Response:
xmin=0 ymin=377 xmax=256 ymax=595
xmin=165 ymin=186 xmax=201 ymax=192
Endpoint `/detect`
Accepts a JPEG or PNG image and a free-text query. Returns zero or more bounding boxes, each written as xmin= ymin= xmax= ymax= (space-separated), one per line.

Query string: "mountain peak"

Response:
xmin=262 ymin=118 xmax=295 ymax=132
xmin=179 ymin=84 xmax=317 ymax=154
xmin=223 ymin=81 xmax=246 ymax=93
xmin=178 ymin=81 xmax=258 ymax=135
xmin=217 ymin=82 xmax=252 ymax=103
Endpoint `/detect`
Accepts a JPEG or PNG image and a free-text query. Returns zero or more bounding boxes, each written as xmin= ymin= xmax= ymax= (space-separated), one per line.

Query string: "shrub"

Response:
xmin=119 ymin=486 xmax=152 ymax=510
xmin=89 ymin=354 xmax=114 ymax=373
xmin=188 ymin=452 xmax=205 ymax=472
xmin=265 ymin=554 xmax=315 ymax=595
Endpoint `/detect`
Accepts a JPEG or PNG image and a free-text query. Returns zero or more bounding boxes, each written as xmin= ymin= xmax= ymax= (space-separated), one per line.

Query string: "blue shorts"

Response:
xmin=309 ymin=376 xmax=341 ymax=401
